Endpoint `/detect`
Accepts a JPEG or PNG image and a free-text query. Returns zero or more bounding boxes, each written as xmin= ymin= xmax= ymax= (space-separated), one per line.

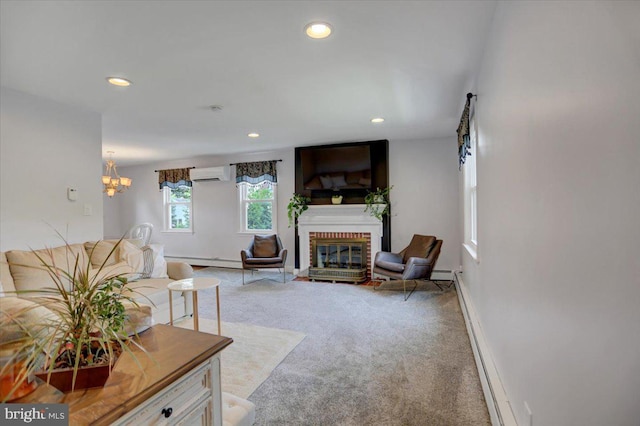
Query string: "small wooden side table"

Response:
xmin=168 ymin=277 xmax=221 ymax=334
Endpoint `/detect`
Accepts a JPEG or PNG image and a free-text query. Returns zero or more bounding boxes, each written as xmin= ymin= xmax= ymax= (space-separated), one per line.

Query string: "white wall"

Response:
xmin=103 ymin=150 xmax=296 ymax=268
xmin=390 ymin=137 xmax=460 ymax=272
xmin=0 ymin=87 xmax=103 ymax=251
xmin=462 ymin=2 xmax=640 ymax=425
xmin=105 ymin=139 xmax=461 ymax=273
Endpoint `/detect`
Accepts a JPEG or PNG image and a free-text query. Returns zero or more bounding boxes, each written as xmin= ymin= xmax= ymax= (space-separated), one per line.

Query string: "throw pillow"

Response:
xmin=253 ymin=235 xmax=277 ymax=258
xmin=358 ymin=177 xmax=372 ymax=187
xmin=141 ymin=244 xmax=168 ymax=279
xmin=345 ymin=170 xmax=363 ymax=185
xmin=84 ymin=240 xmax=121 ymax=269
xmin=305 ymin=176 xmax=323 ymax=190
xmin=331 ymin=174 xmax=347 ymax=188
xmin=319 ymin=175 xmax=333 ymax=189
xmin=6 ymin=244 xmax=89 ymax=294
xmin=118 ymin=240 xmax=145 ymax=280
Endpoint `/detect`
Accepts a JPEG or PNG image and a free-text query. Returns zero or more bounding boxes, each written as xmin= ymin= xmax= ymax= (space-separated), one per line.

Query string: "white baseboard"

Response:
xmin=454 ymin=272 xmax=518 ymax=426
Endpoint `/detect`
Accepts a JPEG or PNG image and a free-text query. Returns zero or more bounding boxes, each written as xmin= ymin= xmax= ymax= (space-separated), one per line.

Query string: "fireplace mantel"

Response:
xmin=297 ymin=205 xmax=383 ymax=277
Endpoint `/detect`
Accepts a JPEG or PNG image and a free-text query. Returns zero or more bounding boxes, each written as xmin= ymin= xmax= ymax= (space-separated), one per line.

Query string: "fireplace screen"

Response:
xmin=309 ymin=238 xmax=367 ymax=283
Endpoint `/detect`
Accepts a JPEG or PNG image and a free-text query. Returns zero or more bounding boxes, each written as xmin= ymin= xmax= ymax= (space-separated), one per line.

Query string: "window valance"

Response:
xmin=158 ymin=167 xmax=193 ymax=190
xmin=457 ymin=93 xmax=475 ymax=170
xmin=235 ymin=160 xmax=278 ymax=185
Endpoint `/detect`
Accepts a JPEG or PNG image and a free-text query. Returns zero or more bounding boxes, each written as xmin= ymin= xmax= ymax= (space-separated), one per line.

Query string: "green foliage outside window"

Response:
xmin=170 ymin=186 xmax=192 ymax=229
xmin=246 ymin=185 xmax=273 ymax=230
xmin=170 ymin=186 xmax=192 ymax=202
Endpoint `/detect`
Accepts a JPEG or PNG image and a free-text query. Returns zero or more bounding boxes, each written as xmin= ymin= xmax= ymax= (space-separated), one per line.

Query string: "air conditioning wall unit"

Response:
xmin=190 ymin=166 xmax=231 ymax=182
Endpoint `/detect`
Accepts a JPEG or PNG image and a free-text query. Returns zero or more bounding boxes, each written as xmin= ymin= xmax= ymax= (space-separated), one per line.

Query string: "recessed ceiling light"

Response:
xmin=371 ymin=117 xmax=385 ymax=123
xmin=248 ymin=133 xmax=260 ymax=138
xmin=107 ymin=77 xmax=132 ymax=87
xmin=305 ymin=22 xmax=332 ymax=39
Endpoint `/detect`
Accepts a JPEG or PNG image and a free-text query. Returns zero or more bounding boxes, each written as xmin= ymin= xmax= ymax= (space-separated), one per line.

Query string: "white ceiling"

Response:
xmin=1 ymin=0 xmax=497 ymax=166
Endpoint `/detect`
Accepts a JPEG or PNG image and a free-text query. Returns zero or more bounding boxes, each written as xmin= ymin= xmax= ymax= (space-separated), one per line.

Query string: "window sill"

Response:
xmin=463 ymin=243 xmax=479 ymax=264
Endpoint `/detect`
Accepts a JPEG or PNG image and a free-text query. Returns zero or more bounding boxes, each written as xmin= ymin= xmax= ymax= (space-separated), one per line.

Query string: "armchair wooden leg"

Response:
xmin=242 ymin=268 xmax=245 ymax=285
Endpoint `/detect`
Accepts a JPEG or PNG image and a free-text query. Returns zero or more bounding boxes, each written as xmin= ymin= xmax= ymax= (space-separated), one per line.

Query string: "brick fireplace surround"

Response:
xmin=297 ymin=205 xmax=383 ymax=280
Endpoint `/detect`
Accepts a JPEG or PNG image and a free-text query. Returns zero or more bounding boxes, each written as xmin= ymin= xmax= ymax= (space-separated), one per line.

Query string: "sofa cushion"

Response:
xmin=84 ymin=240 xmax=122 ymax=269
xmin=126 ymin=278 xmax=175 ymax=308
xmin=403 ymin=235 xmax=436 ymax=263
xmin=1 ymin=251 xmax=16 ymax=295
xmin=6 ymin=244 xmax=90 ymax=294
xmin=89 ymin=261 xmax=135 ymax=283
xmin=375 ymin=260 xmax=405 ymax=273
xmin=121 ymin=300 xmax=153 ymax=335
xmin=253 ymin=235 xmax=277 ymax=258
xmin=0 ymin=296 xmax=57 ymax=344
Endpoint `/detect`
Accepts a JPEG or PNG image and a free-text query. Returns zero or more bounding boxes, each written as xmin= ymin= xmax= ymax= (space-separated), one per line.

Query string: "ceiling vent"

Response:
xmin=190 ymin=166 xmax=231 ymax=182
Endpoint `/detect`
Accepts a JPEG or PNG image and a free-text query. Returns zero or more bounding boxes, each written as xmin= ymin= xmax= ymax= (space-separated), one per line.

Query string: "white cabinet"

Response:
xmin=113 ymin=355 xmax=222 ymax=426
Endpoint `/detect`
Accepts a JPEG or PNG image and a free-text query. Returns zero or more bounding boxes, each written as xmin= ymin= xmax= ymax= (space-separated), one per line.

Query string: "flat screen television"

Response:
xmin=294 ymin=140 xmax=389 ymax=204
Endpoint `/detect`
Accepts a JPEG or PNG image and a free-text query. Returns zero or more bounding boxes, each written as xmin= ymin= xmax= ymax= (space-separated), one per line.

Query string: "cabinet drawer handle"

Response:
xmin=162 ymin=407 xmax=173 ymax=418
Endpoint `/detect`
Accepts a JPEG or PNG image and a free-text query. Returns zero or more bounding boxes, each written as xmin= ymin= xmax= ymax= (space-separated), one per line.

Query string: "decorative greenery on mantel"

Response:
xmin=364 ymin=186 xmax=393 ymax=220
xmin=287 ymin=193 xmax=311 ymax=227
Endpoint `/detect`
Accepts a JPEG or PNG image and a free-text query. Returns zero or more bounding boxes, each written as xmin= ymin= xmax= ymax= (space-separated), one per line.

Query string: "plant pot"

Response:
xmin=35 ymin=363 xmax=113 ymax=393
xmin=35 ymin=339 xmax=122 ymax=393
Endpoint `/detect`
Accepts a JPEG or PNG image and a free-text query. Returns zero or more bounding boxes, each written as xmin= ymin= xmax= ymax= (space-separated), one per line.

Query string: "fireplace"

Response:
xmin=309 ymin=236 xmax=369 ymax=283
xmin=297 ymin=205 xmax=383 ymax=282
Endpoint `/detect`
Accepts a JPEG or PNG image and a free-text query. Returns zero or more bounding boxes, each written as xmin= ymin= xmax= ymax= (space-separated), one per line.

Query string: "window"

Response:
xmin=238 ymin=181 xmax=277 ymax=233
xmin=163 ymin=185 xmax=192 ymax=232
xmin=464 ymin=112 xmax=478 ymax=260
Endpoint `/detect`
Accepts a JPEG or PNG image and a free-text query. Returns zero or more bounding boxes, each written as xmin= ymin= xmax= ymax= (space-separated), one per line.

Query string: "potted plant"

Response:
xmin=0 ymin=236 xmax=148 ymax=400
xmin=364 ymin=186 xmax=393 ymax=220
xmin=287 ymin=193 xmax=311 ymax=227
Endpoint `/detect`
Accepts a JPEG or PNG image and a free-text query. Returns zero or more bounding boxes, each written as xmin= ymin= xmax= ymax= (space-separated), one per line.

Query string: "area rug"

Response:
xmin=175 ymin=318 xmax=305 ymax=399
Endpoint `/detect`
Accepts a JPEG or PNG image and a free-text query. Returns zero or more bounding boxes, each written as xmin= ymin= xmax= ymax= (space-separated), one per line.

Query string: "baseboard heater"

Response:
xmin=165 ymin=256 xmax=241 ymax=269
xmin=166 ymin=256 xmax=293 ymax=273
xmin=454 ymin=271 xmax=517 ymax=426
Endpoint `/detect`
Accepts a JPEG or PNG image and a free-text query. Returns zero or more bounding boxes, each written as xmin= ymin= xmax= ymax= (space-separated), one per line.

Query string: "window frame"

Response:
xmin=463 ymin=106 xmax=479 ymax=262
xmin=162 ymin=185 xmax=193 ymax=233
xmin=237 ymin=181 xmax=278 ymax=234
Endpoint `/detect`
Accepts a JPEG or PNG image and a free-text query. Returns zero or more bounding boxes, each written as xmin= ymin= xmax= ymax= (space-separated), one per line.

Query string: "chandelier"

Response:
xmin=101 ymin=151 xmax=132 ymax=197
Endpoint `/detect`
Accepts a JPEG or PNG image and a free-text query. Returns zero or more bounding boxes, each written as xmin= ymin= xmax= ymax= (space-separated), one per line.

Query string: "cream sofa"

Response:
xmin=0 ymin=240 xmax=194 ymax=326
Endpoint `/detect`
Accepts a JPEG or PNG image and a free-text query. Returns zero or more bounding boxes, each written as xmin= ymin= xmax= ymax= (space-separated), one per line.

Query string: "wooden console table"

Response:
xmin=22 ymin=324 xmax=233 ymax=425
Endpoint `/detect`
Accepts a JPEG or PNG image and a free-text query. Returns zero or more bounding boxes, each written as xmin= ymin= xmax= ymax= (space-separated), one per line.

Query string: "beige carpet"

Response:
xmin=175 ymin=318 xmax=305 ymax=398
